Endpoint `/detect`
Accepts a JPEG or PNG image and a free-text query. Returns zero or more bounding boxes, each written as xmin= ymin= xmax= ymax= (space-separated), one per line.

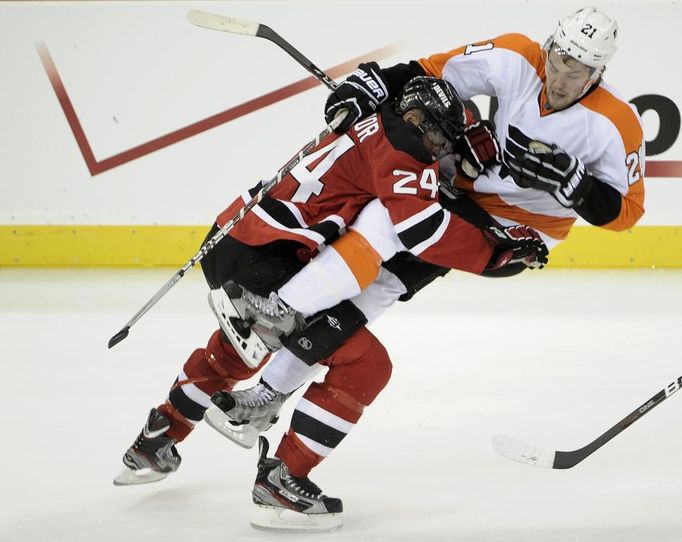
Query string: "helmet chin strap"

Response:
xmin=578 ymin=67 xmax=604 ymax=98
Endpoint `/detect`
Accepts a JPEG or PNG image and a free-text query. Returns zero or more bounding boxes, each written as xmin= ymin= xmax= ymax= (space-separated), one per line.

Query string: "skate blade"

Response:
xmin=207 ymin=289 xmax=267 ymax=369
xmin=113 ymin=467 xmax=169 ymax=486
xmin=203 ymin=405 xmax=259 ymax=449
xmin=250 ymin=504 xmax=343 ymax=533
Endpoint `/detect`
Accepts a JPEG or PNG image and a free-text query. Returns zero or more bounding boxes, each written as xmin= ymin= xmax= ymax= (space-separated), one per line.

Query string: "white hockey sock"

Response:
xmin=351 ymin=267 xmax=407 ymax=324
xmin=278 ymin=199 xmax=404 ymax=317
xmin=278 ymin=246 xmax=360 ymax=317
xmin=261 ymin=348 xmax=322 ymax=394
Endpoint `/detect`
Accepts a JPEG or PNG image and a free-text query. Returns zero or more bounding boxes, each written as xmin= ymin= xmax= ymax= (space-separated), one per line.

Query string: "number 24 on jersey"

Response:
xmin=392 ymin=169 xmax=439 ymax=199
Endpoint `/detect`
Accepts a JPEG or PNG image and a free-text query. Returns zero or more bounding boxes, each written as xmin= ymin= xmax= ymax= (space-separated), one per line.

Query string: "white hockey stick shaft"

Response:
xmin=187 ymin=10 xmax=338 ymax=91
xmin=108 ymin=113 xmax=345 ymax=349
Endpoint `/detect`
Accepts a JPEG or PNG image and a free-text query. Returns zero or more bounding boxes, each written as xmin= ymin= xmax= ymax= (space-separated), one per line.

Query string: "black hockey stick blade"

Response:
xmin=492 ymin=375 xmax=682 ymax=469
xmin=108 ymin=326 xmax=130 ymax=349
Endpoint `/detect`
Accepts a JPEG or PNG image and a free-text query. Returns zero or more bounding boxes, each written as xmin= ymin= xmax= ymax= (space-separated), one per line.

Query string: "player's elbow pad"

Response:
xmin=573 ymin=176 xmax=622 ymax=226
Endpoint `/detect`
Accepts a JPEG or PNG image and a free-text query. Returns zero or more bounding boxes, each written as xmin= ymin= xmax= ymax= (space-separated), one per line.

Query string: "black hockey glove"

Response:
xmin=324 ymin=61 xmax=389 ymax=133
xmin=506 ymin=141 xmax=592 ymax=208
xmin=455 ymin=121 xmax=501 ymax=179
xmin=483 ymin=224 xmax=549 ymax=271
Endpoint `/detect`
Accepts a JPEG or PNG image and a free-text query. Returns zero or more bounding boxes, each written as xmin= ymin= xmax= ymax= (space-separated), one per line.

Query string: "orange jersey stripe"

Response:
xmin=582 ymin=87 xmax=643 ymax=152
xmin=602 ymin=177 xmax=645 ymax=231
xmin=331 ymin=230 xmax=383 ymax=289
xmin=471 ymin=192 xmax=575 ymax=240
xmin=580 ymin=86 xmax=645 ymax=231
xmin=419 ymin=33 xmax=545 ymax=80
xmin=452 ymin=175 xmax=574 ymax=240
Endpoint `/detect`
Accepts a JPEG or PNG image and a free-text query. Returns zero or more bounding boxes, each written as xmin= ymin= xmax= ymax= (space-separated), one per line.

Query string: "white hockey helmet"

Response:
xmin=552 ymin=7 xmax=618 ymax=69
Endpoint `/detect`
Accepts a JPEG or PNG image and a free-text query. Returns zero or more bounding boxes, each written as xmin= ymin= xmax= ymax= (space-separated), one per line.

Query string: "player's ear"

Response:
xmin=402 ymin=109 xmax=421 ymax=127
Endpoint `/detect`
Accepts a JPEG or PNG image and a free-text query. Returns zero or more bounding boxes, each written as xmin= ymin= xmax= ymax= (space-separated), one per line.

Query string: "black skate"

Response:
xmin=113 ymin=408 xmax=182 ymax=486
xmin=204 ymin=380 xmax=291 ymax=449
xmin=250 ymin=436 xmax=343 ymax=532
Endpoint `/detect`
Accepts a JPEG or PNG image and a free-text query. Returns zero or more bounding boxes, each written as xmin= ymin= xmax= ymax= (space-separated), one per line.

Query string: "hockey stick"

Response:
xmin=187 ymin=10 xmax=337 ymax=92
xmin=108 ymin=10 xmax=346 ymax=349
xmin=492 ymin=375 xmax=682 ymax=469
xmin=107 ymin=114 xmax=344 ymax=349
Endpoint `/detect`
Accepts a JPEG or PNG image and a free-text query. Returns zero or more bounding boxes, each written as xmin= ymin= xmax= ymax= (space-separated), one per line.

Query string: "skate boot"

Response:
xmin=222 ymin=281 xmax=304 ymax=350
xmin=113 ymin=408 xmax=182 ymax=486
xmin=225 ymin=281 xmax=303 ymax=336
xmin=204 ymin=380 xmax=292 ymax=449
xmin=250 ymin=436 xmax=343 ymax=532
xmin=208 ymin=287 xmax=269 ymax=369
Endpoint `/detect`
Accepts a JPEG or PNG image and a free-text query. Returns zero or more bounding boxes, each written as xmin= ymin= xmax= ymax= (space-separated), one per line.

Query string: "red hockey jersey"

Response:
xmin=217 ymin=106 xmax=493 ymax=274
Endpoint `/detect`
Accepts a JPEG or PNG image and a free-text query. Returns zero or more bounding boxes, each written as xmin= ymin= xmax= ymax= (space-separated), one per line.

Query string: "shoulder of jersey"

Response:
xmin=374 ymin=104 xmax=435 ymax=164
xmin=490 ymin=33 xmax=545 ymax=72
xmin=580 ymin=81 xmax=644 ymax=147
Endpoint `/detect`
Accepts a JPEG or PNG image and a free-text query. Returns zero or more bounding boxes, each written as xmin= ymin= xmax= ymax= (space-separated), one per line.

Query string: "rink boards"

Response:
xmin=1 ymin=1 xmax=680 ymax=267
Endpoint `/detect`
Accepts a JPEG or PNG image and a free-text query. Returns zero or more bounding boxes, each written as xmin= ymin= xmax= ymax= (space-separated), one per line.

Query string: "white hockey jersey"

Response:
xmin=420 ymin=33 xmax=645 ymax=247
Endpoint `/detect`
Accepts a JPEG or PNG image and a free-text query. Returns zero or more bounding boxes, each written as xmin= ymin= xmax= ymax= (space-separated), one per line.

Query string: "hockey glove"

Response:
xmin=455 ymin=121 xmax=501 ymax=179
xmin=324 ymin=61 xmax=389 ymax=133
xmin=506 ymin=141 xmax=592 ymax=208
xmin=484 ymin=224 xmax=549 ymax=270
xmin=437 ymin=153 xmax=467 ymax=200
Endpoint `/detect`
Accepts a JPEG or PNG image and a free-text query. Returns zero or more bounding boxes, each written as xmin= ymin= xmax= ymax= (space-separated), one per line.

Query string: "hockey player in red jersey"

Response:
xmin=203 ymin=6 xmax=647 ymax=531
xmin=114 ymin=74 xmax=547 ymax=507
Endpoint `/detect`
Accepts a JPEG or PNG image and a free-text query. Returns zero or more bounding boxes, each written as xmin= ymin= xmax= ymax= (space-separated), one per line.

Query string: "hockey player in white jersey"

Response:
xmin=325 ymin=7 xmax=644 ymax=245
xmin=204 ymin=6 xmax=647 ymax=531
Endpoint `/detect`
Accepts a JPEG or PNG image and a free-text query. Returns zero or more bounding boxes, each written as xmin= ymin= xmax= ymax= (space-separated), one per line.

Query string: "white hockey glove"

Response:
xmin=324 ymin=61 xmax=389 ymax=133
xmin=454 ymin=121 xmax=501 ymax=179
xmin=505 ymin=141 xmax=592 ymax=208
xmin=484 ymin=224 xmax=549 ymax=270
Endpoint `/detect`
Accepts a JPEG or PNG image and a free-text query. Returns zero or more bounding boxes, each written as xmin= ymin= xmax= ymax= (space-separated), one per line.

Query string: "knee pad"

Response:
xmin=181 ymin=329 xmax=266 ymax=392
xmin=205 ymin=328 xmax=268 ymax=380
xmin=324 ymin=327 xmax=393 ymax=406
xmin=282 ymin=300 xmax=368 ymax=365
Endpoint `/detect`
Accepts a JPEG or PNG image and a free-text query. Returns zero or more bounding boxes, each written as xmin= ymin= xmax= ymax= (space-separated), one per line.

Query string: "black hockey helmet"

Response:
xmin=394 ymin=76 xmax=465 ymax=145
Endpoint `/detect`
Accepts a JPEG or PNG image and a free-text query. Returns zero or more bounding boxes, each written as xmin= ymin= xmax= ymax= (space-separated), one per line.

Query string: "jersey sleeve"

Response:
xmin=582 ymin=87 xmax=646 ymax=231
xmin=418 ymin=33 xmax=545 ymax=100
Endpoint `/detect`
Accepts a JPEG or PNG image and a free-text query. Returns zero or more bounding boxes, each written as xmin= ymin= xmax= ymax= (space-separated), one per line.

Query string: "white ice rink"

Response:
xmin=2 ymin=268 xmax=682 ymax=541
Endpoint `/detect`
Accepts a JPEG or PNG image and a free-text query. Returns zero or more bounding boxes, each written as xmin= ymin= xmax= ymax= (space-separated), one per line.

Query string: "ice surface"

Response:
xmin=1 ymin=268 xmax=681 ymax=541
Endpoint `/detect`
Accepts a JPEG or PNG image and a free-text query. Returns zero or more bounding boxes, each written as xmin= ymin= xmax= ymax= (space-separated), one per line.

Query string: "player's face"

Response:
xmin=423 ymin=127 xmax=452 ymax=157
xmin=544 ymin=48 xmax=593 ymax=110
xmin=404 ymin=109 xmax=451 ymax=157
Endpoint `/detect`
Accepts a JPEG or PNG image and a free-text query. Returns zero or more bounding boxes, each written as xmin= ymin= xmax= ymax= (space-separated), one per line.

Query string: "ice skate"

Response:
xmin=207 ymin=287 xmax=269 ymax=369
xmin=113 ymin=408 xmax=182 ymax=486
xmin=203 ymin=380 xmax=291 ymax=449
xmin=250 ymin=436 xmax=343 ymax=532
xmin=225 ymin=281 xmax=304 ymax=344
